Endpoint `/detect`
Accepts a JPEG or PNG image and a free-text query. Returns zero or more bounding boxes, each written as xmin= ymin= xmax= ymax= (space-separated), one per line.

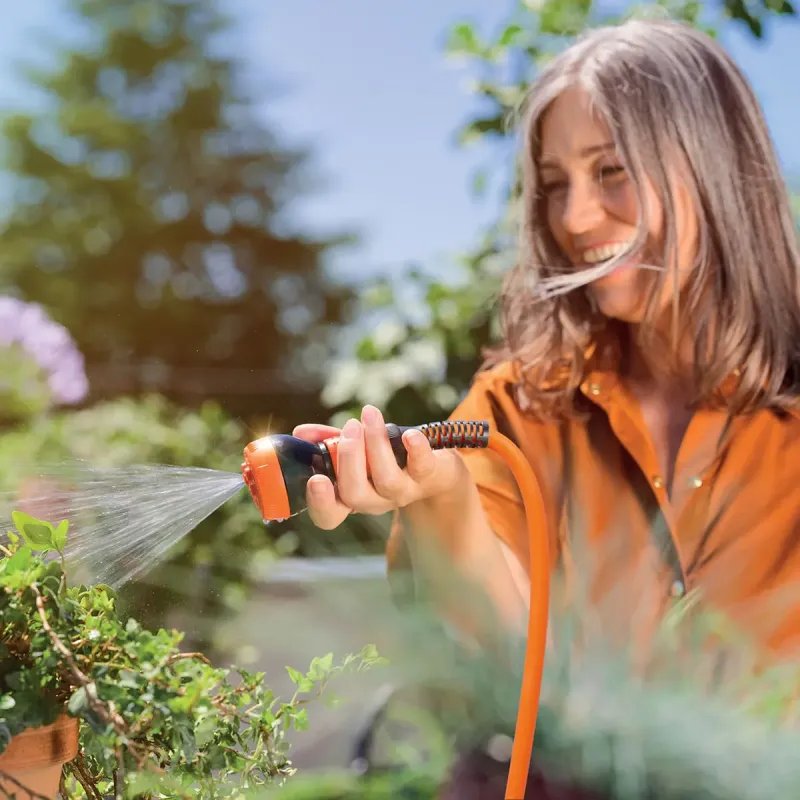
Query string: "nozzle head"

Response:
xmin=241 ymin=437 xmax=291 ymax=522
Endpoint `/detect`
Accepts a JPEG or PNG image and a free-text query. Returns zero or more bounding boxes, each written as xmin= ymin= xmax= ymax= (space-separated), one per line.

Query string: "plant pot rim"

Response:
xmin=0 ymin=714 xmax=79 ymax=771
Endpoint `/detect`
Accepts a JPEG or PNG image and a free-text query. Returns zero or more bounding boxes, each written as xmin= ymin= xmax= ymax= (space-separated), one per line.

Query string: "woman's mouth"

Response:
xmin=580 ymin=240 xmax=635 ymax=265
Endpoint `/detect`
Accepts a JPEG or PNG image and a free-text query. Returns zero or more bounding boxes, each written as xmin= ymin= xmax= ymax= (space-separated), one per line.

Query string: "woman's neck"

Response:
xmin=621 ymin=323 xmax=695 ymax=399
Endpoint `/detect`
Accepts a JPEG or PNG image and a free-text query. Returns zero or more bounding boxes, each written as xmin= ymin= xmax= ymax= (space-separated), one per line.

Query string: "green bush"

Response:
xmin=0 ymin=512 xmax=385 ymax=798
xmin=248 ymin=590 xmax=800 ymax=800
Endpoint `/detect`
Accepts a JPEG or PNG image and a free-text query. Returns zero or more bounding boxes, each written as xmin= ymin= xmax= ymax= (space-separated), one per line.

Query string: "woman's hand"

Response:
xmin=292 ymin=405 xmax=467 ymax=530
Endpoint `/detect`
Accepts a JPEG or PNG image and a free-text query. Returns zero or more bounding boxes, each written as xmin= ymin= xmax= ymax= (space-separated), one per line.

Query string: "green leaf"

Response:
xmin=355 ymin=337 xmax=381 ymax=361
xmin=308 ymin=652 xmax=334 ymax=681
xmin=285 ymin=665 xmax=313 ymax=692
xmin=498 ymin=23 xmax=524 ymax=47
xmin=539 ymin=0 xmax=592 ymax=36
xmin=285 ymin=665 xmax=304 ymax=686
xmin=195 ymin=715 xmax=217 ymax=748
xmin=11 ymin=511 xmax=56 ymax=552
xmin=52 ymin=519 xmax=69 ymax=552
xmin=457 ymin=116 xmax=506 ymax=145
xmin=3 ymin=545 xmax=32 ymax=575
xmin=67 ymin=685 xmax=90 ymax=716
xmin=361 ymin=643 xmax=379 ymax=661
xmin=291 ymin=707 xmax=309 ymax=731
xmin=446 ymin=21 xmax=482 ymax=55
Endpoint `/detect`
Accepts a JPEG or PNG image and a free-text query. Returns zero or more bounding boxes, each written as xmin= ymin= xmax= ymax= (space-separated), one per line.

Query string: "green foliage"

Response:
xmin=322 ymin=245 xmax=507 ymax=426
xmin=723 ymin=0 xmax=796 ymax=37
xmin=258 ymin=587 xmax=800 ymax=800
xmin=0 ymin=516 xmax=386 ymax=798
xmin=259 ymin=770 xmax=439 ymax=799
xmin=0 ymin=345 xmax=52 ymax=423
xmin=0 ymin=0 xmax=352 ymax=421
xmin=323 ymin=0 xmax=797 ymax=425
xmin=10 ymin=511 xmax=68 ymax=554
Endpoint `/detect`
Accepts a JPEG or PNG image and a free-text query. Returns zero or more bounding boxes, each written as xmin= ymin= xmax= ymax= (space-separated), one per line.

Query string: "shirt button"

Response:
xmin=588 ymin=382 xmax=601 ymax=395
xmin=652 ymin=475 xmax=664 ymax=489
xmin=689 ymin=476 xmax=704 ymax=489
xmin=670 ymin=579 xmax=686 ymax=598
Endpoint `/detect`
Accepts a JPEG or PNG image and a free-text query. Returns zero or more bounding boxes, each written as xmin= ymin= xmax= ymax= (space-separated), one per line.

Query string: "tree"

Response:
xmin=323 ymin=0 xmax=797 ymax=428
xmin=0 ymin=0 xmax=351 ymax=423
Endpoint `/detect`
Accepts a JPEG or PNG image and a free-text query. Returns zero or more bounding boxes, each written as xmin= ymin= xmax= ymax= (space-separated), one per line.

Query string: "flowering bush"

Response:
xmin=0 ymin=296 xmax=88 ymax=421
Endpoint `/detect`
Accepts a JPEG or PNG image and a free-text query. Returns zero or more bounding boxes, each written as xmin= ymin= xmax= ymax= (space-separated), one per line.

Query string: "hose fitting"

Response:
xmin=415 ymin=420 xmax=489 ymax=449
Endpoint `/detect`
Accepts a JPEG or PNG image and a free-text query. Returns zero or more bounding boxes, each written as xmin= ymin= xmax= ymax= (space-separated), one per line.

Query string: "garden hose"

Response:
xmin=241 ymin=420 xmax=550 ymax=800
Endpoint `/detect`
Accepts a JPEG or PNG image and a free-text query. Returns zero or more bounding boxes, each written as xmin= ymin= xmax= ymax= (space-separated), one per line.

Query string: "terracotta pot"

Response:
xmin=0 ymin=715 xmax=79 ymax=799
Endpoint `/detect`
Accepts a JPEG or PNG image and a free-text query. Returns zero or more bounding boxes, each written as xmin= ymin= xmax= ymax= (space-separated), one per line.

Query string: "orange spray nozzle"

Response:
xmin=241 ymin=434 xmax=333 ymax=522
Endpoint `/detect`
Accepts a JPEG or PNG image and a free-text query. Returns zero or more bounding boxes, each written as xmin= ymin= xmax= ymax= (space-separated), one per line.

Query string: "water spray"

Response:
xmin=241 ymin=419 xmax=550 ymax=800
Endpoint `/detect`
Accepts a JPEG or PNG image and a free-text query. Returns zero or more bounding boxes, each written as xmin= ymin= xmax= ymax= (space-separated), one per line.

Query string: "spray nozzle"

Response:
xmin=241 ymin=420 xmax=489 ymax=522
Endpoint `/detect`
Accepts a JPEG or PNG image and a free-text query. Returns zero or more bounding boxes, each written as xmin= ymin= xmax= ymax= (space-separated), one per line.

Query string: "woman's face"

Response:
xmin=538 ymin=87 xmax=698 ymax=324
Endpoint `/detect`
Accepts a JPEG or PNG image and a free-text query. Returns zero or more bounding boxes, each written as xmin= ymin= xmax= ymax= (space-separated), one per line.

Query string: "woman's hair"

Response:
xmin=484 ymin=18 xmax=800 ymax=418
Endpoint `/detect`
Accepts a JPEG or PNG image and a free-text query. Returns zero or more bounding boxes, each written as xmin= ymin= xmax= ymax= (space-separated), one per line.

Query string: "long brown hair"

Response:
xmin=484 ymin=19 xmax=800 ymax=418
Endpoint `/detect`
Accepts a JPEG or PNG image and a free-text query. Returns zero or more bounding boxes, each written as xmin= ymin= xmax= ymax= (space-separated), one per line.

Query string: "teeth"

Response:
xmin=582 ymin=241 xmax=632 ymax=264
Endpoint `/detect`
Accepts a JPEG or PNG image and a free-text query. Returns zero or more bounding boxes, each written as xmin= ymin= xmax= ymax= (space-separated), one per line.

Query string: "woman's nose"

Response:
xmin=561 ymin=180 xmax=605 ymax=236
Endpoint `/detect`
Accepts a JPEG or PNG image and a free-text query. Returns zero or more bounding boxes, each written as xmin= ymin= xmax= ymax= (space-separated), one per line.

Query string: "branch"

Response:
xmin=113 ymin=747 xmax=125 ymax=800
xmin=31 ymin=585 xmax=148 ymax=767
xmin=165 ymin=651 xmax=211 ymax=666
xmin=67 ymin=754 xmax=103 ymax=800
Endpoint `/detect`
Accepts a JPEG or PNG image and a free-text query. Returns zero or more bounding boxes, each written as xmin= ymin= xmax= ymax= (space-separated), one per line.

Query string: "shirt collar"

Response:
xmin=536 ymin=335 xmax=745 ymax=408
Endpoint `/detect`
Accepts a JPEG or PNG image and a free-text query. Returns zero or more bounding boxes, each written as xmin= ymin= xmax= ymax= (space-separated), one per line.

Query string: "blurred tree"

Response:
xmin=0 ymin=0 xmax=352 ymax=424
xmin=323 ymin=0 xmax=797 ymax=427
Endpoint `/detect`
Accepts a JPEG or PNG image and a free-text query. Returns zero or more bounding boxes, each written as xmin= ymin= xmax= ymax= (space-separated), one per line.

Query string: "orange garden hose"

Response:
xmin=242 ymin=421 xmax=551 ymax=799
xmin=488 ymin=431 xmax=551 ymax=800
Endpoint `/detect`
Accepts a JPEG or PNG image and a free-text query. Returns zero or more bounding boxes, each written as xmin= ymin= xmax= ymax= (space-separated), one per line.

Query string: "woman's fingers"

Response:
xmin=362 ymin=405 xmax=412 ymax=504
xmin=305 ymin=475 xmax=351 ymax=530
xmin=334 ymin=418 xmax=393 ymax=513
xmin=403 ymin=428 xmax=465 ymax=498
xmin=292 ymin=423 xmax=341 ymax=443
xmin=402 ymin=429 xmax=437 ymax=482
xmin=295 ymin=405 xmax=463 ymax=526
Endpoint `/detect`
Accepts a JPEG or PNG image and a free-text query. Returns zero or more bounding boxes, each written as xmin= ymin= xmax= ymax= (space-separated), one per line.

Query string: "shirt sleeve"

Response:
xmin=386 ymin=363 xmax=561 ymax=601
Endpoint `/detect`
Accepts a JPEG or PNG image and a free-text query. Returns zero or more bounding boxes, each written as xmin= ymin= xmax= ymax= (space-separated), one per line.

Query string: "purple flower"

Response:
xmin=0 ymin=295 xmax=89 ymax=406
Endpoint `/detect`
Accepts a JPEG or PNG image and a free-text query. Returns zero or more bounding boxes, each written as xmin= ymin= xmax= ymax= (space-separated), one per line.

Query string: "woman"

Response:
xmin=295 ymin=15 xmax=800 ymax=776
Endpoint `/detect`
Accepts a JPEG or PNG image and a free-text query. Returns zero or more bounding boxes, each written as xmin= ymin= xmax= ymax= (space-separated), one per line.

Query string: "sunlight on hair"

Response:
xmin=532 ymin=255 xmax=663 ymax=301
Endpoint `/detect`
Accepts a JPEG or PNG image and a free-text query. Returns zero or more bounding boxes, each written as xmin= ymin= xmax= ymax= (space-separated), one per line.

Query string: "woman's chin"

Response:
xmin=589 ymin=285 xmax=646 ymax=323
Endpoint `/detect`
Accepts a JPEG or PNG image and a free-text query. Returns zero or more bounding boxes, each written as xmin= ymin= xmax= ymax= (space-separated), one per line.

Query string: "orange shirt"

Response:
xmin=388 ymin=359 xmax=800 ymax=657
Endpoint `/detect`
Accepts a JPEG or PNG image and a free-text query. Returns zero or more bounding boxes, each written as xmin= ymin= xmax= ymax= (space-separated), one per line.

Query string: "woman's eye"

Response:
xmin=540 ymin=179 xmax=567 ymax=196
xmin=598 ymin=164 xmax=626 ymax=183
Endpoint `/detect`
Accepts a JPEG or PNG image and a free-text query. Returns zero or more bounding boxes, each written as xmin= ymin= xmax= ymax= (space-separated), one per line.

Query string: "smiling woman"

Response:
xmin=535 ymin=85 xmax=702 ymax=330
xmin=497 ymin=20 xmax=800 ymax=422
xmin=293 ymin=16 xmax=800 ymax=655
xmin=291 ymin=17 xmax=800 ymax=796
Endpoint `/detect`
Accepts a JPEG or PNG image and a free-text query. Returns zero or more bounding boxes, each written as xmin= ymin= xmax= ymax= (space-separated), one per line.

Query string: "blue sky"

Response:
xmin=0 ymin=1 xmax=798 ymax=282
